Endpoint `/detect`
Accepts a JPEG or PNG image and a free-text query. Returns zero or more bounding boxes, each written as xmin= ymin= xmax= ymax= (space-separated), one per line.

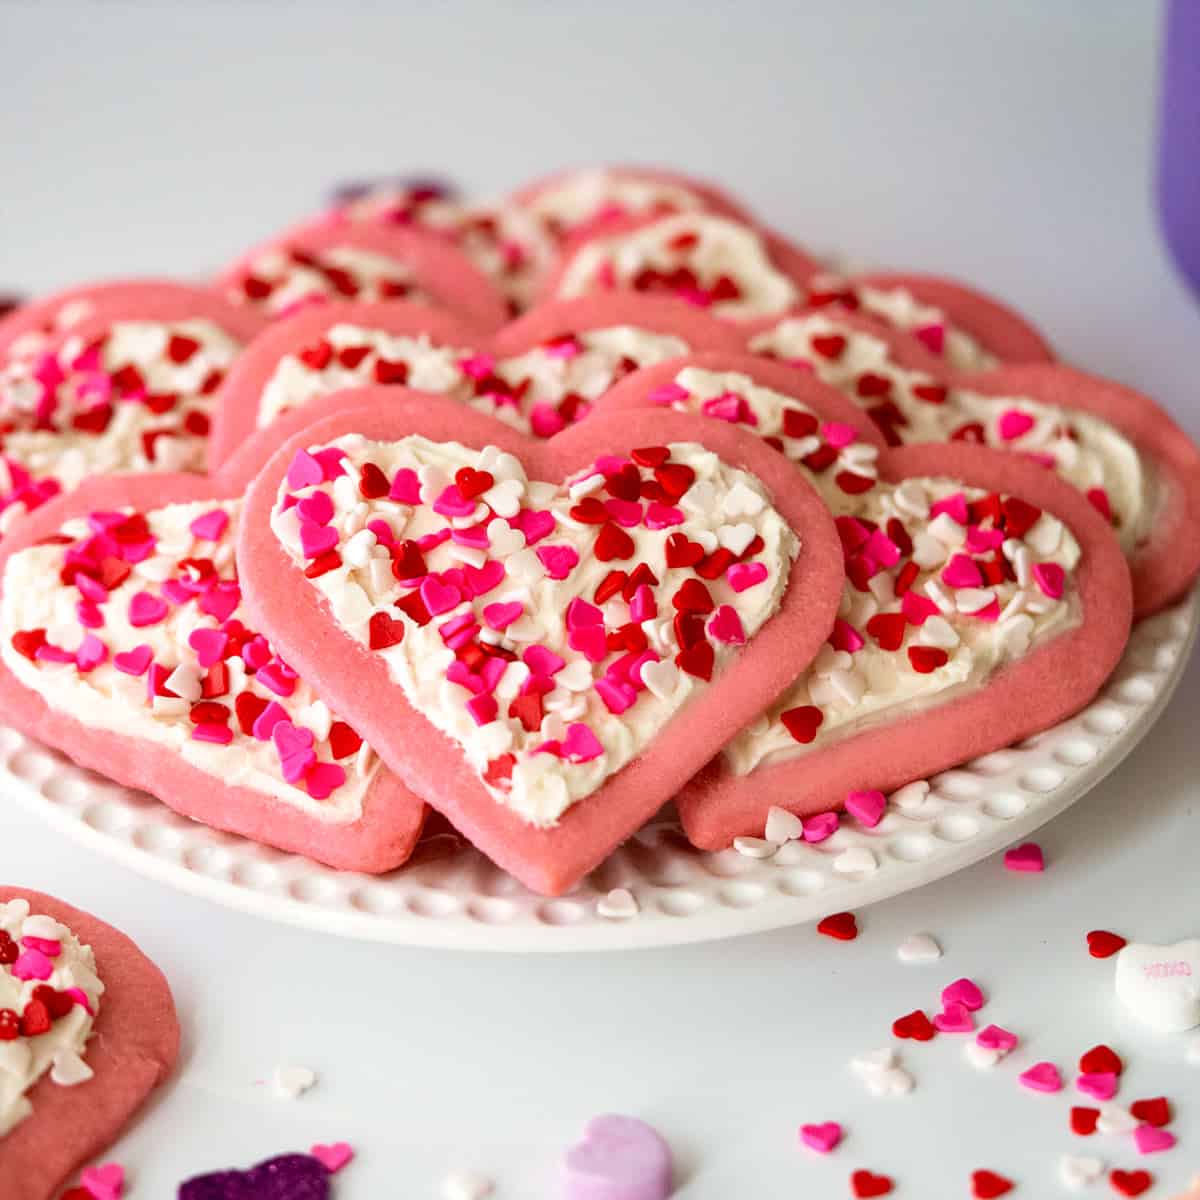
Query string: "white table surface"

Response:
xmin=2 ymin=2 xmax=1199 ymax=1195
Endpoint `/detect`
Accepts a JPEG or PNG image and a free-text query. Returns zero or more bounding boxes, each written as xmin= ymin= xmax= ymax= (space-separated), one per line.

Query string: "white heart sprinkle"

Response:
xmin=272 ymin=1064 xmax=317 ymax=1099
xmin=896 ymin=933 xmax=942 ymax=964
xmin=1095 ymin=1104 xmax=1137 ymax=1136
xmin=1059 ymin=1154 xmax=1105 ymax=1190
xmin=964 ymin=1041 xmax=1002 ymax=1070
xmin=639 ymin=659 xmax=680 ymax=701
xmin=850 ymin=1047 xmax=896 ymax=1076
xmin=733 ymin=836 xmax=776 ymax=860
xmin=597 ymin=888 xmax=638 ymax=920
xmin=50 ymin=1049 xmax=94 ymax=1087
xmin=442 ymin=1170 xmax=495 ymax=1200
xmin=717 ymin=522 xmax=756 ymax=555
xmin=866 ymin=1066 xmax=914 ymax=1096
xmin=890 ymin=780 xmax=932 ymax=812
xmin=834 ymin=847 xmax=877 ymax=875
xmin=764 ymin=806 xmax=805 ymax=843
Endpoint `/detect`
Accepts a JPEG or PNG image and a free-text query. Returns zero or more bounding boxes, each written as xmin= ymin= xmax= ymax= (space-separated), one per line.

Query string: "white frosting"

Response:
xmin=235 ymin=246 xmax=431 ymax=315
xmin=750 ymin=314 xmax=1157 ymax=553
xmin=2 ymin=298 xmax=98 ymax=364
xmin=271 ymin=435 xmax=797 ymax=825
xmin=523 ymin=169 xmax=709 ymax=235
xmin=1 ymin=499 xmax=377 ymax=819
xmin=856 ymin=284 xmax=998 ymax=372
xmin=0 ymin=898 xmax=103 ymax=1138
xmin=0 ymin=320 xmax=240 ymax=533
xmin=257 ymin=322 xmax=688 ymax=438
xmin=726 ymin=477 xmax=1081 ymax=774
xmin=555 ymin=214 xmax=800 ymax=320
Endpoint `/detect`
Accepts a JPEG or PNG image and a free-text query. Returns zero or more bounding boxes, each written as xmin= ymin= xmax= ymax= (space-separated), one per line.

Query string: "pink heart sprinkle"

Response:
xmin=252 ymin=700 xmax=289 ymax=742
xmin=420 ymin=576 xmax=463 ymax=616
xmin=536 ymin=544 xmax=579 ymax=580
xmin=188 ymin=628 xmax=228 ymax=668
xmin=530 ymin=403 xmax=567 ymax=438
xmin=727 ymin=561 xmax=767 ymax=592
xmin=273 ymin=721 xmax=316 ymax=783
xmin=914 ymin=322 xmax=946 ymax=355
xmin=566 ymin=597 xmax=603 ymax=631
xmin=976 ymin=1025 xmax=1018 ymax=1052
xmin=12 ymin=948 xmax=53 ymax=981
xmin=287 ymin=449 xmax=325 ymax=489
xmin=299 ymin=522 xmax=339 ymax=559
xmin=933 ymin=1002 xmax=975 ymax=1034
xmin=433 ymin=484 xmax=478 ymax=518
xmin=1032 ymin=562 xmax=1066 ymax=599
xmin=463 ymin=559 xmax=505 ymax=597
xmin=929 ymin=492 xmax=968 ymax=524
xmin=941 ymin=978 xmax=985 ymax=1012
xmin=802 ymin=812 xmax=839 ymax=843
xmin=901 ymin=590 xmax=939 ymax=625
xmin=647 ymin=381 xmax=689 ymax=404
xmin=310 ymin=1142 xmax=354 ymax=1173
xmin=389 ymin=468 xmax=421 ymax=503
xmin=941 ymin=553 xmax=983 ymax=589
xmin=1076 ymin=1072 xmax=1119 ymax=1101
xmin=561 ymin=723 xmax=604 ymax=763
xmin=1004 ymin=842 xmax=1045 ymax=873
xmin=845 ymin=789 xmax=886 ymax=828
xmin=998 ymin=408 xmax=1036 ymax=441
xmin=799 ymin=1121 xmax=843 ymax=1154
xmin=75 ymin=634 xmax=108 ymax=672
xmin=644 ymin=502 xmax=683 ymax=530
xmin=296 ymin=490 xmax=334 ymax=525
xmin=189 ymin=508 xmax=229 ymax=541
xmin=128 ymin=592 xmax=168 ymax=627
xmin=569 ymin=624 xmax=608 ymax=664
xmin=305 ymin=762 xmax=347 ymax=800
xmin=483 ymin=601 xmax=523 ymax=631
xmin=822 ymin=421 xmax=858 ymax=449
xmin=706 ymin=605 xmax=745 ymax=645
xmin=829 ymin=618 xmax=864 ymax=653
xmin=1019 ymin=1062 xmax=1063 ymax=1093
xmin=1133 ymin=1123 xmax=1177 ymax=1155
xmin=80 ymin=1162 xmax=125 ymax=1200
xmin=629 ymin=585 xmax=656 ymax=623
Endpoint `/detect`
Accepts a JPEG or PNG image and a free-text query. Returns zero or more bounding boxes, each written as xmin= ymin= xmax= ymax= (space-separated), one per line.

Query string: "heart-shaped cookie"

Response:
xmin=238 ymin=394 xmax=844 ymax=894
xmin=0 ymin=284 xmax=266 ymax=540
xmin=0 ymin=887 xmax=178 ymax=1200
xmin=541 ymin=210 xmax=820 ymax=321
xmin=595 ymin=355 xmax=1131 ymax=847
xmin=215 ymin=216 xmax=509 ymax=331
xmin=799 ymin=269 xmax=1054 ymax=370
xmin=562 ymin=1113 xmax=671 ymax=1200
xmin=0 ymin=414 xmax=427 ymax=872
xmin=209 ymin=293 xmax=742 ymax=466
xmin=1115 ymin=939 xmax=1200 ymax=1032
xmin=745 ymin=307 xmax=1200 ymax=615
xmin=179 ymin=1153 xmax=330 ymax=1200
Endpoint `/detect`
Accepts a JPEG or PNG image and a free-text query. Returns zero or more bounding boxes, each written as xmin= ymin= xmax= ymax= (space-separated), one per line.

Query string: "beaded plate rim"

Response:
xmin=2 ymin=590 xmax=1194 ymax=952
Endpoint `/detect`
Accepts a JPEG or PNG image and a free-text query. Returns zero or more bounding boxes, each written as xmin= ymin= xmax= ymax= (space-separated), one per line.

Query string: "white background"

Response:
xmin=2 ymin=2 xmax=1200 ymax=1196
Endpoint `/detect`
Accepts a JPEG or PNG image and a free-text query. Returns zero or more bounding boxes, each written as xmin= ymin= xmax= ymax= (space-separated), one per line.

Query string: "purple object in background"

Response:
xmin=1159 ymin=0 xmax=1200 ymax=299
xmin=178 ymin=1153 xmax=331 ymax=1200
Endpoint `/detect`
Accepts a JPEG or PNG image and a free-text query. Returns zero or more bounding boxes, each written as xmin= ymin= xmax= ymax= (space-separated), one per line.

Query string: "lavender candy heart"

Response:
xmin=563 ymin=1114 xmax=672 ymax=1200
xmin=179 ymin=1153 xmax=330 ymax=1200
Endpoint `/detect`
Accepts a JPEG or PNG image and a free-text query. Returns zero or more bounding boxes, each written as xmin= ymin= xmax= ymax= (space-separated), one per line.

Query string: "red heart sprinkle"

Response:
xmin=856 ymin=372 xmax=892 ymax=398
xmin=851 ymin=1169 xmax=894 ymax=1198
xmin=780 ymin=705 xmax=823 ymax=744
xmin=328 ymin=722 xmax=363 ymax=760
xmin=298 ymin=340 xmax=333 ymax=370
xmin=1129 ymin=1097 xmax=1171 ymax=1127
xmin=892 ymin=1009 xmax=936 ymax=1041
xmin=836 ymin=471 xmax=876 ymax=495
xmin=866 ymin=612 xmax=907 ymax=651
xmin=455 ymin=467 xmax=494 ymax=500
xmin=19 ymin=999 xmax=51 ymax=1037
xmin=951 ymin=421 xmax=986 ymax=443
xmin=631 ymin=445 xmax=670 ymax=467
xmin=594 ymin=570 xmax=627 ymax=604
xmin=782 ymin=408 xmax=818 ymax=438
xmin=234 ymin=692 xmax=269 ymax=736
xmin=337 ymin=344 xmax=370 ymax=368
xmin=1079 ymin=1045 xmax=1122 ymax=1076
xmin=912 ymin=383 xmax=948 ymax=405
xmin=1070 ymin=1107 xmax=1100 ymax=1136
xmin=569 ymin=497 xmax=609 ymax=525
xmin=594 ymin=522 xmax=635 ymax=562
xmin=1109 ymin=1170 xmax=1152 ymax=1197
xmin=374 ymin=357 xmax=410 ymax=384
xmin=1086 ymin=930 xmax=1127 ymax=959
xmin=11 ymin=628 xmax=48 ymax=661
xmin=368 ymin=612 xmax=405 ymax=650
xmin=817 ymin=912 xmax=858 ymax=941
xmin=0 ymin=931 xmax=16 ymax=965
xmin=972 ymin=1169 xmax=1014 ymax=1198
xmin=653 ymin=462 xmax=695 ymax=500
xmin=166 ymin=333 xmax=200 ymax=363
xmin=664 ymin=533 xmax=705 ymax=568
xmin=60 ymin=1191 xmax=94 ymax=1200
xmin=0 ymin=1009 xmax=18 ymax=1040
xmin=674 ymin=640 xmax=714 ymax=681
xmin=908 ymin=645 xmax=949 ymax=674
xmin=32 ymin=985 xmax=73 ymax=1019
xmin=671 ymin=578 xmax=714 ymax=614
xmin=359 ymin=463 xmax=390 ymax=499
xmin=810 ymin=334 xmax=847 ymax=361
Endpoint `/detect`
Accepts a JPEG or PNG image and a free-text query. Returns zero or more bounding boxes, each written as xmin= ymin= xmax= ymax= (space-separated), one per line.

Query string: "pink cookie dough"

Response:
xmin=0 ymin=887 xmax=179 ymax=1200
xmin=209 ymin=293 xmax=742 ymax=468
xmin=237 ymin=393 xmax=845 ymax=895
xmin=216 ymin=217 xmax=509 ymax=333
xmin=0 ymin=414 xmax=428 ymax=873
xmin=741 ymin=306 xmax=1200 ymax=617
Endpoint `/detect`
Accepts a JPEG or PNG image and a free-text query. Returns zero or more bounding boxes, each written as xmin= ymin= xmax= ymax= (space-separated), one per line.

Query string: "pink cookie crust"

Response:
xmin=742 ymin=308 xmax=1200 ymax=617
xmin=536 ymin=210 xmax=821 ymax=318
xmin=209 ymin=299 xmax=484 ymax=468
xmin=0 ymin=886 xmax=178 ymax=1200
xmin=853 ymin=271 xmax=1056 ymax=364
xmin=209 ymin=294 xmax=743 ymax=470
xmin=508 ymin=164 xmax=757 ymax=236
xmin=0 ymin=416 xmax=428 ymax=874
xmin=237 ymin=393 xmax=846 ymax=895
xmin=215 ymin=218 xmax=509 ymax=334
xmin=674 ymin=441 xmax=1132 ymax=849
xmin=0 ymin=280 xmax=267 ymax=366
xmin=961 ymin=363 xmax=1200 ymax=617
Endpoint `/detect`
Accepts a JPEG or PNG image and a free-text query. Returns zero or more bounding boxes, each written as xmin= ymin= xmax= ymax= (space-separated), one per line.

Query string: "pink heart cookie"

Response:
xmin=593 ymin=355 xmax=1132 ymax=849
xmin=0 ymin=413 xmax=428 ymax=873
xmin=210 ymin=293 xmax=743 ymax=468
xmin=0 ymin=283 xmax=266 ymax=540
xmin=0 ymin=887 xmax=178 ymax=1200
xmin=562 ymin=1114 xmax=672 ymax=1200
xmin=215 ymin=216 xmax=509 ymax=332
xmin=238 ymin=393 xmax=844 ymax=894
xmin=743 ymin=306 xmax=1200 ymax=616
xmin=540 ymin=209 xmax=821 ymax=323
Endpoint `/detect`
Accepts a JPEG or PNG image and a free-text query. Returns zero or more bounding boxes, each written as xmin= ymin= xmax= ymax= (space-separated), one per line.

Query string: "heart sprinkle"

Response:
xmin=562 ymin=1114 xmax=671 ymax=1200
xmin=596 ymin=888 xmax=638 ymax=920
xmin=1004 ymin=843 xmax=1045 ymax=873
xmin=309 ymin=1142 xmax=354 ymax=1173
xmin=1109 ymin=1170 xmax=1153 ymax=1197
xmin=971 ymin=1169 xmax=1014 ymax=1198
xmin=896 ymin=933 xmax=942 ymax=964
xmin=1018 ymin=1062 xmax=1064 ymax=1093
xmin=798 ymin=1120 xmax=843 ymax=1154
xmin=1087 ymin=930 xmax=1127 ymax=959
xmin=818 ymin=912 xmax=858 ymax=942
xmin=850 ymin=1169 xmax=895 ymax=1197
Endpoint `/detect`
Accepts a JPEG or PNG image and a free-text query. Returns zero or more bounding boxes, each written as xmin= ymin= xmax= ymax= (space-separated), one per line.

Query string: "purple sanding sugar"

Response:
xmin=178 ymin=1153 xmax=330 ymax=1200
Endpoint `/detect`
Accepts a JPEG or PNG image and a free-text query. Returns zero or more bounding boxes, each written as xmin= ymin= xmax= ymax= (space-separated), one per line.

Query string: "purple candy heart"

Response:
xmin=179 ymin=1153 xmax=330 ymax=1200
xmin=563 ymin=1114 xmax=672 ymax=1200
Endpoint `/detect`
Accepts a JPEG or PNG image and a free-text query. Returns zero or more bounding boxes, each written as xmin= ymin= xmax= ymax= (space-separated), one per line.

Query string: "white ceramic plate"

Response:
xmin=2 ymin=592 xmax=1194 ymax=951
